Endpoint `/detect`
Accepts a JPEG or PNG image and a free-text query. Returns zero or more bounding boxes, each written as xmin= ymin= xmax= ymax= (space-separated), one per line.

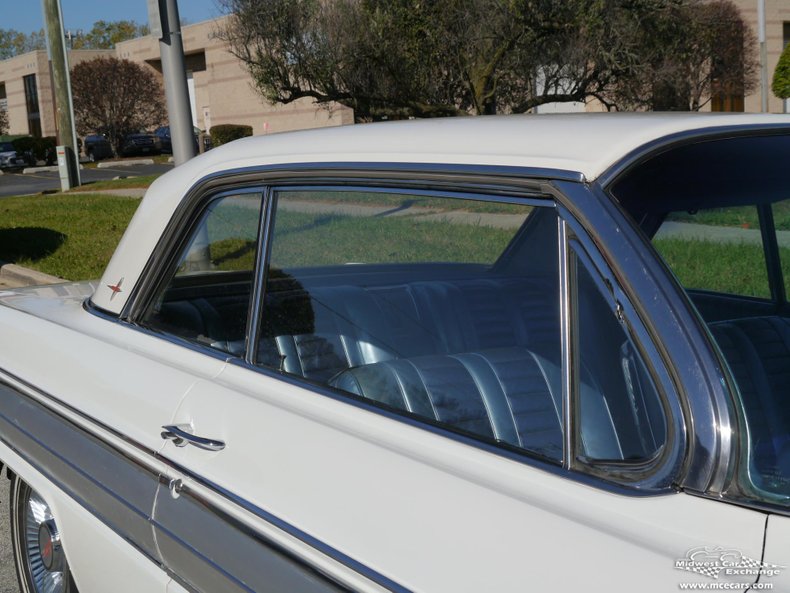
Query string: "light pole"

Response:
xmin=149 ymin=0 xmax=196 ymax=166
xmin=758 ymin=0 xmax=768 ymax=113
xmin=42 ymin=0 xmax=80 ymax=189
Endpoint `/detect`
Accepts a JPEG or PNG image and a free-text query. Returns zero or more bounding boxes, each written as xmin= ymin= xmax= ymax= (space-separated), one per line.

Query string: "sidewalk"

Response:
xmin=0 ymin=263 xmax=62 ymax=289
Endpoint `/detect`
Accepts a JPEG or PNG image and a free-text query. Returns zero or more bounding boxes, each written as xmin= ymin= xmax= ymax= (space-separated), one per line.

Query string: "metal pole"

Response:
xmin=158 ymin=0 xmax=196 ymax=165
xmin=42 ymin=0 xmax=80 ymax=188
xmin=758 ymin=0 xmax=769 ymax=113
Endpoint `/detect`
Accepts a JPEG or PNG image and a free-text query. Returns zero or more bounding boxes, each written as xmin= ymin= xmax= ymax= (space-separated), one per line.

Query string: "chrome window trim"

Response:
xmin=558 ymin=218 xmax=575 ymax=470
xmin=112 ymin=164 xmax=571 ymax=321
xmin=565 ymin=233 xmax=681 ymax=482
xmin=552 ymin=179 xmax=725 ymax=494
xmin=132 ymin=186 xmax=266 ymax=351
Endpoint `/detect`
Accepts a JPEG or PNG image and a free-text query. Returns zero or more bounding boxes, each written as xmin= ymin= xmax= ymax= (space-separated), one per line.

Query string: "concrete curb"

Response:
xmin=0 ymin=262 xmax=62 ymax=287
xmin=97 ymin=159 xmax=155 ymax=168
xmin=22 ymin=164 xmax=85 ymax=174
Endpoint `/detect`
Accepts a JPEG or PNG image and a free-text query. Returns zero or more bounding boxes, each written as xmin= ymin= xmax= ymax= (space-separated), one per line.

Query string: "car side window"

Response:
xmin=573 ymin=251 xmax=666 ymax=463
xmin=254 ymin=188 xmax=567 ymax=462
xmin=139 ymin=191 xmax=263 ymax=355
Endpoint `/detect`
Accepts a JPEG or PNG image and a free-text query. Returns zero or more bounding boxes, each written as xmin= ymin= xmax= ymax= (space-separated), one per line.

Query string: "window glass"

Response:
xmin=140 ymin=192 xmax=262 ymax=354
xmin=652 ymin=205 xmax=770 ymax=299
xmin=574 ymin=255 xmax=666 ymax=463
xmin=774 ymin=198 xmax=790 ymax=300
xmin=269 ymin=190 xmax=531 ymax=267
xmin=257 ymin=188 xmax=565 ymax=462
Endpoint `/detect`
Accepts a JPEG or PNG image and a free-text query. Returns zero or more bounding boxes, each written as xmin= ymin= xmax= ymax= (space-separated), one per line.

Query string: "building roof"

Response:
xmin=93 ymin=112 xmax=790 ymax=314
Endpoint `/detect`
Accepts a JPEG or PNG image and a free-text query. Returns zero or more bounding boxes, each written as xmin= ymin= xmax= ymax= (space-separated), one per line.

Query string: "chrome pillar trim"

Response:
xmin=246 ymin=186 xmax=276 ymax=366
xmin=551 ymin=179 xmax=724 ymax=493
xmin=558 ymin=218 xmax=574 ymax=470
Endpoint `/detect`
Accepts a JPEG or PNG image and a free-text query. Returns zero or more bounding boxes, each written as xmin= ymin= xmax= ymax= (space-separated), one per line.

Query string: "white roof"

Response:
xmin=92 ymin=112 xmax=790 ymax=314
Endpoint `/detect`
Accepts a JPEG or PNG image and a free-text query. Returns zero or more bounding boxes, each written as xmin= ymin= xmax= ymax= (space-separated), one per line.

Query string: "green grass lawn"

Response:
xmin=0 ymin=193 xmax=140 ymax=280
xmin=653 ymin=237 xmax=790 ymax=299
xmin=70 ymin=174 xmax=160 ymax=192
xmin=270 ymin=210 xmax=519 ymax=267
xmin=280 ymin=189 xmax=534 ymax=214
xmin=667 ymin=201 xmax=790 ymax=231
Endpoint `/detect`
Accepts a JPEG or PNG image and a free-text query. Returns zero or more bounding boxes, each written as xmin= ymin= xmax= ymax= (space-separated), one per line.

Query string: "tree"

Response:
xmin=0 ymin=109 xmax=8 ymax=135
xmin=773 ymin=43 xmax=790 ymax=100
xmin=71 ymin=57 xmax=165 ymax=154
xmin=71 ymin=20 xmax=149 ymax=50
xmin=0 ymin=28 xmax=46 ymax=59
xmin=609 ymin=0 xmax=758 ymax=111
xmin=219 ymin=0 xmax=757 ymax=119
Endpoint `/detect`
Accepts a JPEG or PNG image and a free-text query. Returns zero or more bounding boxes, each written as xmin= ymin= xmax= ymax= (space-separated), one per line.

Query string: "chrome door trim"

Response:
xmin=0 ymin=368 xmax=408 ymax=593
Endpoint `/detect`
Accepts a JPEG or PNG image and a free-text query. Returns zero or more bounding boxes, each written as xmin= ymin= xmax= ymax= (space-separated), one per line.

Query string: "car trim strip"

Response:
xmin=0 ymin=369 xmax=408 ymax=593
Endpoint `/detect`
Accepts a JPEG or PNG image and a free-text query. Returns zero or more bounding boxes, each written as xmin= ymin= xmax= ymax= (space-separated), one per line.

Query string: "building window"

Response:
xmin=23 ymin=74 xmax=41 ymax=137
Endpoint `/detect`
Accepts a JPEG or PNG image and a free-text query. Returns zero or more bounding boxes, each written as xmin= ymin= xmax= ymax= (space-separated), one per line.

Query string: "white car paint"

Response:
xmin=0 ymin=114 xmax=788 ymax=592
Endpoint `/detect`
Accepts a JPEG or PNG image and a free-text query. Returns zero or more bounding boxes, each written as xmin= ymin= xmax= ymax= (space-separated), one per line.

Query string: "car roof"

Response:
xmin=92 ymin=112 xmax=790 ymax=314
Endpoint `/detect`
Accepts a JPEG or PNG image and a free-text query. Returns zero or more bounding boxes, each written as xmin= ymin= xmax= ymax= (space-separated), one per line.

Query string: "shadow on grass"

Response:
xmin=0 ymin=227 xmax=66 ymax=262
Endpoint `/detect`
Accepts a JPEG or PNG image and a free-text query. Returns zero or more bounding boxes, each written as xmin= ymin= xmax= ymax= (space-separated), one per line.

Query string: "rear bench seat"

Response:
xmin=258 ymin=277 xmax=560 ymax=381
xmin=709 ymin=316 xmax=790 ymax=482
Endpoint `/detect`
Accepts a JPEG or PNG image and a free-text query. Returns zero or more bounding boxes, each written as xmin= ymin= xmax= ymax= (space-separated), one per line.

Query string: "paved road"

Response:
xmin=0 ymin=162 xmax=172 ymax=198
xmin=0 ymin=472 xmax=19 ymax=593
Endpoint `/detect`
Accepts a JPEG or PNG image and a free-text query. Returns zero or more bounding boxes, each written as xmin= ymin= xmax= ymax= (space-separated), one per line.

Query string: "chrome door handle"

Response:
xmin=161 ymin=424 xmax=225 ymax=452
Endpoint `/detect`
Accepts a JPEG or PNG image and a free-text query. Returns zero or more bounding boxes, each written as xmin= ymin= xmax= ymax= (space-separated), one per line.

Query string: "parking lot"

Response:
xmin=0 ymin=161 xmax=172 ymax=198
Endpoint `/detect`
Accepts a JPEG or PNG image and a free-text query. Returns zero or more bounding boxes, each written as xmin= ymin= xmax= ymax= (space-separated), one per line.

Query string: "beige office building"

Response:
xmin=733 ymin=0 xmax=790 ymax=113
xmin=0 ymin=17 xmax=352 ymax=139
xmin=0 ymin=49 xmax=110 ymax=137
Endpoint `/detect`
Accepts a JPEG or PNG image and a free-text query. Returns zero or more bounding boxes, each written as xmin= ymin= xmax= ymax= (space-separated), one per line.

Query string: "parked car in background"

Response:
xmin=2 ymin=114 xmax=790 ymax=593
xmin=0 ymin=141 xmax=27 ymax=169
xmin=154 ymin=125 xmax=211 ymax=154
xmin=120 ymin=132 xmax=161 ymax=157
xmin=82 ymin=134 xmax=113 ymax=162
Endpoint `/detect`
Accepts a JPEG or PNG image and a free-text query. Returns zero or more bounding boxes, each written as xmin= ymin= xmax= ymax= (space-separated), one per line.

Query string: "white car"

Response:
xmin=1 ymin=113 xmax=790 ymax=593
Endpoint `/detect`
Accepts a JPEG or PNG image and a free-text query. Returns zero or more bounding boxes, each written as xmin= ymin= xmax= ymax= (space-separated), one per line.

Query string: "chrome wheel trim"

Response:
xmin=11 ymin=480 xmax=72 ymax=593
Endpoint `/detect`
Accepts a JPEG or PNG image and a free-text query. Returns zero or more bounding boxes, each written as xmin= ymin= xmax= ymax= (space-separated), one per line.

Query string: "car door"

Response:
xmin=139 ymin=178 xmax=767 ymax=592
xmin=0 ymin=281 xmax=233 ymax=593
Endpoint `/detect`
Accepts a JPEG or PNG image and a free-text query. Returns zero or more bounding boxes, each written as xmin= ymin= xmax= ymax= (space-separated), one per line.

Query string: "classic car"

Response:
xmin=1 ymin=113 xmax=790 ymax=593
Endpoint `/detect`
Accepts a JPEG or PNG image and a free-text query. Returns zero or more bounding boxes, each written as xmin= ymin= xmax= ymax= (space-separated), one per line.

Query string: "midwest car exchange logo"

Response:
xmin=675 ymin=546 xmax=783 ymax=588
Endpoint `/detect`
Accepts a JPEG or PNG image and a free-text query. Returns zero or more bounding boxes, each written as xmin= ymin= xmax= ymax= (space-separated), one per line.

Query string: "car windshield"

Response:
xmin=612 ymin=133 xmax=790 ymax=506
xmin=0 ymin=142 xmax=14 ymax=152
